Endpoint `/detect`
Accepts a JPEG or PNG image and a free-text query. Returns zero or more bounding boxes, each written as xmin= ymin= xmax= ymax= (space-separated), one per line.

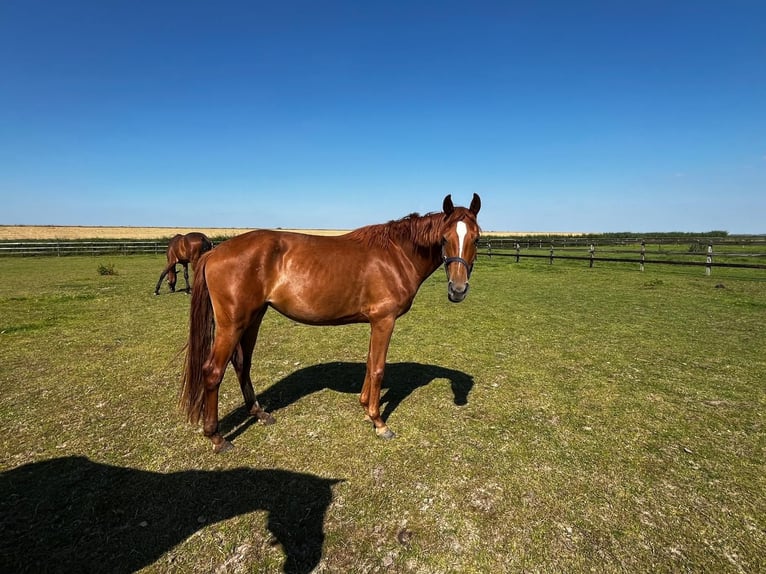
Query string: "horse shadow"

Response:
xmin=220 ymin=361 xmax=474 ymax=442
xmin=0 ymin=456 xmax=341 ymax=574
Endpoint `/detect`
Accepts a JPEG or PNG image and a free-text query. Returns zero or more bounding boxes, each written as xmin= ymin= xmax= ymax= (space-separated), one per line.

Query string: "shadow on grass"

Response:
xmin=220 ymin=361 xmax=474 ymax=442
xmin=0 ymin=456 xmax=342 ymax=574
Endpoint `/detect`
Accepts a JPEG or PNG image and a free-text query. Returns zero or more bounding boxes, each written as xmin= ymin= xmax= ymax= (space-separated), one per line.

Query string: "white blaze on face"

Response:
xmin=456 ymin=221 xmax=468 ymax=259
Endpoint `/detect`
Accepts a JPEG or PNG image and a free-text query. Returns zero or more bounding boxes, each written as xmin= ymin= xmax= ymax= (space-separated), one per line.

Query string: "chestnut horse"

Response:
xmin=154 ymin=232 xmax=213 ymax=295
xmin=180 ymin=194 xmax=481 ymax=452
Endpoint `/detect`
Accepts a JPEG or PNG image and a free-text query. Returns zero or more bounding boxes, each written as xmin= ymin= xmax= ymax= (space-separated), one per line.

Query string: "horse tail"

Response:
xmin=179 ymin=253 xmax=215 ymax=425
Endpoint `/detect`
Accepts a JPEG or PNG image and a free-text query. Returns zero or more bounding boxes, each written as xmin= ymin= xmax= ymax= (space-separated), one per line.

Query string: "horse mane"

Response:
xmin=346 ymin=211 xmax=447 ymax=250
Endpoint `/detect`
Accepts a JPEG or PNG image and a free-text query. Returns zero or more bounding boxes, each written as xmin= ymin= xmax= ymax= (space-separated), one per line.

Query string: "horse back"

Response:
xmin=168 ymin=232 xmax=212 ymax=265
xmin=203 ymin=230 xmax=422 ymax=325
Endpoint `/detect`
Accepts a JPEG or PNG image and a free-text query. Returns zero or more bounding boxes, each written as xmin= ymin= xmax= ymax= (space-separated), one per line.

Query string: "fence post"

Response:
xmin=549 ymin=244 xmax=554 ymax=264
xmin=487 ymin=240 xmax=492 ymax=259
xmin=640 ymin=240 xmax=646 ymax=272
xmin=515 ymin=242 xmax=520 ymax=263
xmin=706 ymin=242 xmax=713 ymax=276
xmin=589 ymin=244 xmax=595 ymax=268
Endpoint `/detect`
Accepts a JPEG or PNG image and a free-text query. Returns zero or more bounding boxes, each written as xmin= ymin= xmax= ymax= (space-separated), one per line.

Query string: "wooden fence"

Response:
xmin=0 ymin=241 xmax=166 ymax=257
xmin=479 ymin=238 xmax=766 ymax=273
xmin=2 ymin=237 xmax=765 ymax=274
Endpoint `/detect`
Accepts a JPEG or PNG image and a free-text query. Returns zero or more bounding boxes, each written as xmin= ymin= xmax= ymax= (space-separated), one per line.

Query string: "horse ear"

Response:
xmin=469 ymin=193 xmax=481 ymax=215
xmin=443 ymin=194 xmax=454 ymax=216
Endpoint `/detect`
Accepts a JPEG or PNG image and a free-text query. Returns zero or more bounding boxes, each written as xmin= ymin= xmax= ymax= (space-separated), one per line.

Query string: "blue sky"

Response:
xmin=1 ymin=1 xmax=764 ymax=233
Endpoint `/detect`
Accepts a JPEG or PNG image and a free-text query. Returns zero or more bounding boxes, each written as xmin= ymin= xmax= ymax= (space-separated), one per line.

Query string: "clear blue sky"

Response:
xmin=1 ymin=1 xmax=764 ymax=233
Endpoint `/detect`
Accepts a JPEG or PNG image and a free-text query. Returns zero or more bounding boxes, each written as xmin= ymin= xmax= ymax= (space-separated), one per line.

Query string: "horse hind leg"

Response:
xmin=182 ymin=263 xmax=191 ymax=293
xmin=231 ymin=310 xmax=275 ymax=425
xmin=201 ymin=330 xmax=243 ymax=453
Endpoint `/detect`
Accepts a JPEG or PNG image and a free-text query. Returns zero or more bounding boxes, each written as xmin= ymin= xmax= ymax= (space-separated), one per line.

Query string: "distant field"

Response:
xmin=0 ymin=225 xmax=345 ymax=240
xmin=0 ymin=225 xmax=552 ymax=241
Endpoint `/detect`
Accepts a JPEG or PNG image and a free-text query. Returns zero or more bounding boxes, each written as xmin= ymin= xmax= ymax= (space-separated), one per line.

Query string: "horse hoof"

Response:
xmin=213 ymin=439 xmax=234 ymax=453
xmin=256 ymin=411 xmax=276 ymax=425
xmin=376 ymin=427 xmax=396 ymax=440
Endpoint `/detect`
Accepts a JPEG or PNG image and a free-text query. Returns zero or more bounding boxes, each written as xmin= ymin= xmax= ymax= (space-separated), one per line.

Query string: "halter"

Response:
xmin=442 ymin=250 xmax=474 ymax=280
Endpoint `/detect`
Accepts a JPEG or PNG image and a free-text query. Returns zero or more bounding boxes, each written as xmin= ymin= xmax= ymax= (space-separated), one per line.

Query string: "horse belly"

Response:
xmin=268 ymin=282 xmax=368 ymax=325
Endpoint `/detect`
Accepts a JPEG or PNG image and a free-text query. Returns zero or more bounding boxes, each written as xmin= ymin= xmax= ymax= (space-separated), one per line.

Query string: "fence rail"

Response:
xmin=481 ymin=236 xmax=766 ymax=249
xmin=478 ymin=238 xmax=766 ymax=272
xmin=486 ymin=251 xmax=766 ymax=270
xmin=0 ymin=241 xmax=166 ymax=256
xmin=2 ymin=238 xmax=766 ymax=273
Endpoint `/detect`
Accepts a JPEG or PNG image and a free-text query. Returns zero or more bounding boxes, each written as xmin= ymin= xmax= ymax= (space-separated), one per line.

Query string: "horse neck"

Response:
xmin=349 ymin=212 xmax=445 ymax=279
xmin=391 ymin=214 xmax=444 ymax=280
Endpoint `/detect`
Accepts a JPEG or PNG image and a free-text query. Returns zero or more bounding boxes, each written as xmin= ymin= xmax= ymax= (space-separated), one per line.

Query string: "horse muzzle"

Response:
xmin=448 ymin=280 xmax=470 ymax=303
xmin=444 ymin=256 xmax=473 ymax=303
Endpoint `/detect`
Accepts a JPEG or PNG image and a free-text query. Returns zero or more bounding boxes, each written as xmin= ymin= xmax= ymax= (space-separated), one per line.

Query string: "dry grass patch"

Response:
xmin=0 ymin=225 xmax=348 ymax=240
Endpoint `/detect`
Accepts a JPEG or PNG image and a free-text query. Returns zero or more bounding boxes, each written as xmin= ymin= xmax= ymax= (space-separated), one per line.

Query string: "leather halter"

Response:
xmin=442 ymin=247 xmax=474 ymax=279
xmin=443 ymin=256 xmax=473 ymax=280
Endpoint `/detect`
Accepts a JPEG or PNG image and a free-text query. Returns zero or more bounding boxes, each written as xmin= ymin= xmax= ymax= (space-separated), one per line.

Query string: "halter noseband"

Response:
xmin=442 ymin=254 xmax=474 ymax=279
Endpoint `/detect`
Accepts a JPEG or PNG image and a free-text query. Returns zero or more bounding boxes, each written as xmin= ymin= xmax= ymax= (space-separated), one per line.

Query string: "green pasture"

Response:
xmin=1 ymin=254 xmax=764 ymax=573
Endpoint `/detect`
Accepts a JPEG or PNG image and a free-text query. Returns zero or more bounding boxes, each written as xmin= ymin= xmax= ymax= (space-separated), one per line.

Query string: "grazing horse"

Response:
xmin=154 ymin=232 xmax=213 ymax=295
xmin=180 ymin=194 xmax=481 ymax=452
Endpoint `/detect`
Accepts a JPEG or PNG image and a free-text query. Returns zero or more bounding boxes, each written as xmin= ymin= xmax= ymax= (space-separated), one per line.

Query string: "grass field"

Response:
xmin=1 ymin=254 xmax=764 ymax=573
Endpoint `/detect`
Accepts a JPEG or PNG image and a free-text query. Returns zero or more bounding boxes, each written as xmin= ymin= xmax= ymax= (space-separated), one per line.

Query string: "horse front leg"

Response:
xmin=360 ymin=317 xmax=395 ymax=439
xmin=154 ymin=263 xmax=174 ymax=295
xmin=230 ymin=311 xmax=275 ymax=425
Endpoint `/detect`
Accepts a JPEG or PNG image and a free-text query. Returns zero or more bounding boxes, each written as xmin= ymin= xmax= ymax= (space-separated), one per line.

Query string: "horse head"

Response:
xmin=166 ymin=267 xmax=177 ymax=292
xmin=441 ymin=193 xmax=481 ymax=303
